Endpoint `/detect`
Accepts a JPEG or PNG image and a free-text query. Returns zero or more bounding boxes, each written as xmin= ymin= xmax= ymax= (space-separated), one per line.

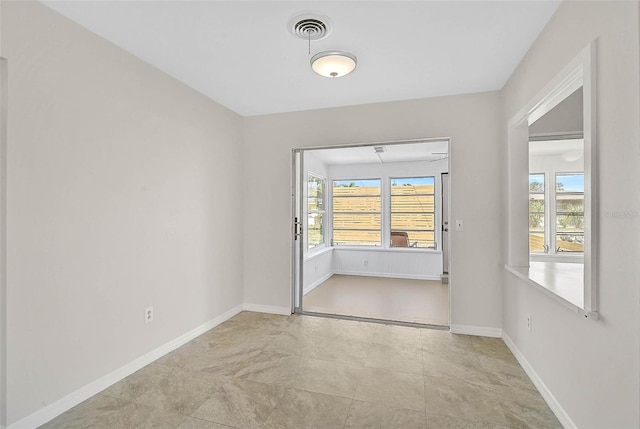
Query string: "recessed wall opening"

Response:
xmin=292 ymin=139 xmax=451 ymax=327
xmin=506 ymin=43 xmax=597 ymax=317
xmin=528 ymin=86 xmax=585 ymax=306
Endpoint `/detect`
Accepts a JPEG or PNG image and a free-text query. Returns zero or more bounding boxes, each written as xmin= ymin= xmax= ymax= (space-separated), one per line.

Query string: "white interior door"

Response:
xmin=292 ymin=150 xmax=304 ymax=312
xmin=441 ymin=173 xmax=450 ymax=280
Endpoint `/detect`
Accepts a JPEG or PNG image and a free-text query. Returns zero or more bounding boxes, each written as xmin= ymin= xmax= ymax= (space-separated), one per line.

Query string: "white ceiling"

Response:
xmin=42 ymin=1 xmax=561 ymax=117
xmin=309 ymin=140 xmax=448 ymax=165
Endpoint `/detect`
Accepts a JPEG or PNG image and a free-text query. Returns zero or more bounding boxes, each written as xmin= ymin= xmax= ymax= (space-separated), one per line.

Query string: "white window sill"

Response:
xmin=305 ymin=246 xmax=333 ymax=261
xmin=505 ymin=262 xmax=598 ymax=319
xmin=332 ymin=246 xmax=441 ymax=254
xmin=530 ymin=253 xmax=584 ymax=263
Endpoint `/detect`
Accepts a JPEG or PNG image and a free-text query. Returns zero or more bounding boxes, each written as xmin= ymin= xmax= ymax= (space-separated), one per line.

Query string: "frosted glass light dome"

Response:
xmin=310 ymin=51 xmax=357 ymax=78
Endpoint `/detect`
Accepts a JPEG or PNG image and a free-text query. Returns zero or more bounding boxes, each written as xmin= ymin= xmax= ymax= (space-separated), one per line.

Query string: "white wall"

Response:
xmin=0 ymin=54 xmax=7 ymax=429
xmin=1 ymin=2 xmax=244 ymax=425
xmin=501 ymin=2 xmax=640 ymax=428
xmin=529 ymin=148 xmax=584 ymax=174
xmin=243 ymin=91 xmax=503 ymax=332
xmin=303 ymin=248 xmax=333 ymax=294
xmin=332 ymin=248 xmax=441 ymax=280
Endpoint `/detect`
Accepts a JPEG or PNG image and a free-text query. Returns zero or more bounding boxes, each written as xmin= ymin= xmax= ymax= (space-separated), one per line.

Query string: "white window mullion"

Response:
xmin=549 ymin=170 xmax=557 ymax=254
xmin=382 ymin=174 xmax=390 ymax=248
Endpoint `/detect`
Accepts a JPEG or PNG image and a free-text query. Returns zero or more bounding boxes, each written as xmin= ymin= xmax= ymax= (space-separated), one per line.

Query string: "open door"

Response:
xmin=441 ymin=173 xmax=449 ymax=283
xmin=291 ymin=149 xmax=303 ymax=312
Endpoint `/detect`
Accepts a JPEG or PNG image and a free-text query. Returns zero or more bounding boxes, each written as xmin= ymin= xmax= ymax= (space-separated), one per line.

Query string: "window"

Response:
xmin=528 ymin=172 xmax=584 ymax=254
xmin=332 ymin=179 xmax=381 ymax=246
xmin=529 ymin=174 xmax=546 ymax=252
xmin=307 ymin=174 xmax=325 ymax=249
xmin=390 ymin=177 xmax=436 ymax=248
xmin=555 ymin=173 xmax=584 ymax=252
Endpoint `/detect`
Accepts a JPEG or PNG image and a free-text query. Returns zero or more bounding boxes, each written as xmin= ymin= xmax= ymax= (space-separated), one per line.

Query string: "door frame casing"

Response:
xmin=290 ymin=138 xmax=452 ymax=328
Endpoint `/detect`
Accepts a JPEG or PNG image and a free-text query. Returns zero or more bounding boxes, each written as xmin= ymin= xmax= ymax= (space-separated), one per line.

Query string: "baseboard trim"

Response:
xmin=303 ymin=273 xmax=333 ymax=295
xmin=7 ymin=304 xmax=244 ymax=429
xmin=502 ymin=333 xmax=576 ymax=429
xmin=332 ymin=271 xmax=441 ymax=281
xmin=242 ymin=303 xmax=292 ymax=316
xmin=449 ymin=324 xmax=502 ymax=338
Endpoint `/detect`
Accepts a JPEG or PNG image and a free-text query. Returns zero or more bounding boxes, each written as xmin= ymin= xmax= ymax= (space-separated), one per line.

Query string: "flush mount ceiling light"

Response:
xmin=310 ymin=50 xmax=357 ymax=78
xmin=288 ymin=13 xmax=357 ymax=79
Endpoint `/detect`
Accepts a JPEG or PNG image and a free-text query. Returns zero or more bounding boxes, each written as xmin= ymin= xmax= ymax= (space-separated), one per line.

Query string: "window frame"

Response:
xmin=529 ymin=173 xmax=546 ymax=253
xmin=307 ymin=172 xmax=326 ymax=251
xmin=529 ymin=171 xmax=585 ymax=257
xmin=554 ymin=172 xmax=585 ymax=254
xmin=389 ymin=176 xmax=436 ymax=249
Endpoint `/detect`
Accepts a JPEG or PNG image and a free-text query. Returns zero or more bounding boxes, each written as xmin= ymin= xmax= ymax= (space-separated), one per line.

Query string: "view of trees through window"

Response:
xmin=529 ymin=173 xmax=584 ymax=253
xmin=555 ymin=174 xmax=584 ymax=252
xmin=529 ymin=174 xmax=545 ymax=252
xmin=307 ymin=174 xmax=325 ymax=249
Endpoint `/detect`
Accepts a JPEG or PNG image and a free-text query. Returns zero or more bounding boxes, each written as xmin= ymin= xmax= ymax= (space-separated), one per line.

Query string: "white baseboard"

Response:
xmin=502 ymin=333 xmax=576 ymax=429
xmin=7 ymin=304 xmax=244 ymax=429
xmin=242 ymin=303 xmax=292 ymax=316
xmin=333 ymin=271 xmax=441 ymax=281
xmin=303 ymin=273 xmax=333 ymax=295
xmin=450 ymin=324 xmax=502 ymax=338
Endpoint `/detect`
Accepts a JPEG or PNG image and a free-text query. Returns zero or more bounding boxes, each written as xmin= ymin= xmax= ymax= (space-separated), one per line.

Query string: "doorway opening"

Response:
xmin=292 ymin=139 xmax=450 ymax=327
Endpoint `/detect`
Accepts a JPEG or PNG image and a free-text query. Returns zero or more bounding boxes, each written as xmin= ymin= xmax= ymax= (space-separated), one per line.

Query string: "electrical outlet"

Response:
xmin=145 ymin=307 xmax=154 ymax=324
xmin=526 ymin=314 xmax=532 ymax=332
xmin=363 ymin=259 xmax=369 ymax=266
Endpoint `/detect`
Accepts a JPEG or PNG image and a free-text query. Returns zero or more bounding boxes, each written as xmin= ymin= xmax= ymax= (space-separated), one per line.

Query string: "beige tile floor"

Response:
xmin=40 ymin=312 xmax=561 ymax=429
xmin=303 ymin=275 xmax=450 ymax=326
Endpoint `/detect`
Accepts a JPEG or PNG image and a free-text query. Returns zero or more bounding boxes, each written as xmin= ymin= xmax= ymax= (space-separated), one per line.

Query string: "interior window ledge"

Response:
xmin=333 ymin=246 xmax=441 ymax=254
xmin=529 ymin=254 xmax=584 ymax=263
xmin=305 ymin=246 xmax=333 ymax=260
xmin=504 ymin=263 xmax=598 ymax=320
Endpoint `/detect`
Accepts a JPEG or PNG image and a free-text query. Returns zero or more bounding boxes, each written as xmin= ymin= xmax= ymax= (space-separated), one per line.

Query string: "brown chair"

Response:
xmin=390 ymin=231 xmax=409 ymax=247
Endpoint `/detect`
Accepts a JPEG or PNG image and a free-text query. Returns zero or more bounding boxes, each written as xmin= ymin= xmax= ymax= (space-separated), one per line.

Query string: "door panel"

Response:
xmin=292 ymin=150 xmax=303 ymax=312
xmin=441 ymin=173 xmax=449 ymax=279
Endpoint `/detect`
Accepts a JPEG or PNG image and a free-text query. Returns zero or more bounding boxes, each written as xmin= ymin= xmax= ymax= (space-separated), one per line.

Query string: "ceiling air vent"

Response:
xmin=288 ymin=13 xmax=332 ymax=41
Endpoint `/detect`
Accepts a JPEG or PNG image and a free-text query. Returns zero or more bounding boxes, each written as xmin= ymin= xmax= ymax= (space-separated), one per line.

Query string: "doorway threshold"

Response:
xmin=296 ymin=310 xmax=450 ymax=331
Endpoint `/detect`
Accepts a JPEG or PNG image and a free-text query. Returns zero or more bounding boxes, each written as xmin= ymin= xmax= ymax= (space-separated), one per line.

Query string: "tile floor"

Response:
xmin=40 ymin=312 xmax=561 ymax=429
xmin=303 ymin=275 xmax=449 ymax=326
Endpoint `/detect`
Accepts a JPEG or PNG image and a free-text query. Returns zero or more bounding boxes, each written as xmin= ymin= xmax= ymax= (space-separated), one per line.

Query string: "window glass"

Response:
xmin=390 ymin=177 xmax=435 ymax=248
xmin=529 ymin=174 xmax=546 ymax=252
xmin=555 ymin=173 xmax=584 ymax=252
xmin=307 ymin=174 xmax=325 ymax=249
xmin=332 ymin=179 xmax=381 ymax=246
